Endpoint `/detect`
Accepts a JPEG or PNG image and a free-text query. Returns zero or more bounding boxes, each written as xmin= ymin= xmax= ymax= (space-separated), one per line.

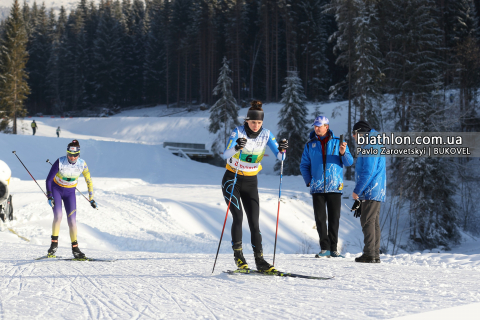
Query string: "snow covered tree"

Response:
xmin=209 ymin=56 xmax=240 ymax=155
xmin=0 ymin=0 xmax=30 ymax=134
xmin=353 ymin=0 xmax=384 ymax=129
xmin=324 ymin=0 xmax=357 ymax=180
xmin=402 ymin=95 xmax=460 ymax=249
xmin=298 ymin=0 xmax=330 ymax=101
xmin=384 ymin=0 xmax=456 ymax=249
xmin=449 ymin=0 xmax=480 ymax=131
xmin=275 ymin=70 xmax=308 ymax=175
xmin=383 ymin=0 xmax=443 ymax=131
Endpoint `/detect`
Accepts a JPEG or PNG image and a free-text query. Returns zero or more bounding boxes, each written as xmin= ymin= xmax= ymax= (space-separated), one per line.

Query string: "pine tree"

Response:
xmin=121 ymin=0 xmax=146 ymax=106
xmin=223 ymin=0 xmax=248 ymax=101
xmin=383 ymin=0 xmax=443 ymax=131
xmin=209 ymin=56 xmax=240 ymax=154
xmin=144 ymin=0 xmax=165 ymax=104
xmin=275 ymin=70 xmax=308 ymax=175
xmin=26 ymin=3 xmax=54 ymax=114
xmin=92 ymin=1 xmax=124 ymax=107
xmin=403 ymin=95 xmax=460 ymax=249
xmin=0 ymin=0 xmax=30 ymax=134
xmin=324 ymin=0 xmax=357 ymax=180
xmin=298 ymin=0 xmax=330 ymax=101
xmin=57 ymin=9 xmax=88 ymax=112
xmin=385 ymin=0 xmax=454 ymax=249
xmin=449 ymin=0 xmax=480 ymax=129
xmin=352 ymin=0 xmax=384 ymax=128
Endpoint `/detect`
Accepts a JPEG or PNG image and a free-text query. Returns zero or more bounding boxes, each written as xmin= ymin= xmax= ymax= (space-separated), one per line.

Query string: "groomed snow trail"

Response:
xmin=1 ymin=244 xmax=480 ymax=319
xmin=1 ymin=104 xmax=480 ymax=319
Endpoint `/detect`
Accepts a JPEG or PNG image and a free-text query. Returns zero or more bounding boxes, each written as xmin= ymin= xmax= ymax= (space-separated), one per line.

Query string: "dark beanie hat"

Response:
xmin=352 ymin=120 xmax=371 ymax=133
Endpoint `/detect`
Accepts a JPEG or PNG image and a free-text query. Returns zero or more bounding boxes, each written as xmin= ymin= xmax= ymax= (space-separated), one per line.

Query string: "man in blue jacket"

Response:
xmin=300 ymin=116 xmax=353 ymax=258
xmin=351 ymin=120 xmax=386 ymax=263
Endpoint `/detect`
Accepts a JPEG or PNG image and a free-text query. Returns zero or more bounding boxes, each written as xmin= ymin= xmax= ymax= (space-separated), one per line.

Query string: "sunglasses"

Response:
xmin=67 ymin=153 xmax=80 ymax=158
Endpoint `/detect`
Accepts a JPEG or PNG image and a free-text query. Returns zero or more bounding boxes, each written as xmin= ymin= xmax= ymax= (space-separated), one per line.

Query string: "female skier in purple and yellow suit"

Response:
xmin=45 ymin=140 xmax=97 ymax=258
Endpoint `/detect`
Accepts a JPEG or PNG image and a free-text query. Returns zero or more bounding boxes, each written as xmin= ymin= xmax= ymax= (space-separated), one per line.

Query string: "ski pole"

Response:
xmin=12 ymin=151 xmax=48 ymax=197
xmin=212 ymin=150 xmax=242 ymax=274
xmin=46 ymin=159 xmax=97 ymax=209
xmin=272 ymin=152 xmax=285 ymax=266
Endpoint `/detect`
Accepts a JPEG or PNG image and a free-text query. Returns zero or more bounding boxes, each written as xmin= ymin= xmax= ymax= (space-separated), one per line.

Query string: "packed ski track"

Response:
xmin=0 ymin=103 xmax=479 ymax=319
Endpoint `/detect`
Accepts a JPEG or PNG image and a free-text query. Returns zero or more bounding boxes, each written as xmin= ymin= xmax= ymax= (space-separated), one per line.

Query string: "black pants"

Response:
xmin=221 ymin=170 xmax=262 ymax=252
xmin=32 ymin=128 xmax=36 ymax=135
xmin=312 ymin=193 xmax=342 ymax=252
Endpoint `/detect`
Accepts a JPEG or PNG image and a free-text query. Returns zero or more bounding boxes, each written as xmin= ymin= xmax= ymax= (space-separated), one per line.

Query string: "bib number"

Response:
xmin=241 ymin=154 xmax=258 ymax=163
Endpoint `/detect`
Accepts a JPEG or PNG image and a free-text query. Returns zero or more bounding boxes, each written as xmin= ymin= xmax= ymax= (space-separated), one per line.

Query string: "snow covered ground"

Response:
xmin=0 ymin=103 xmax=479 ymax=319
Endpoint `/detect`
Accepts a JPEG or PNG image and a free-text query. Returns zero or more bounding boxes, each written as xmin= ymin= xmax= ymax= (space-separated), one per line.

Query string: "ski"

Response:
xmin=224 ymin=269 xmax=334 ymax=280
xmin=34 ymin=255 xmax=63 ymax=260
xmin=58 ymin=257 xmax=117 ymax=262
xmin=35 ymin=256 xmax=116 ymax=262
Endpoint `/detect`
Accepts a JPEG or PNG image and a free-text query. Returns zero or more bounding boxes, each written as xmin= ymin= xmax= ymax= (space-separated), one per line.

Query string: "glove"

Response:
xmin=48 ymin=197 xmax=55 ymax=208
xmin=278 ymin=139 xmax=288 ymax=152
xmin=351 ymin=199 xmax=362 ymax=218
xmin=354 ymin=205 xmax=362 ymax=218
xmin=307 ymin=183 xmax=310 ymax=187
xmin=90 ymin=200 xmax=97 ymax=209
xmin=234 ymin=138 xmax=247 ymax=151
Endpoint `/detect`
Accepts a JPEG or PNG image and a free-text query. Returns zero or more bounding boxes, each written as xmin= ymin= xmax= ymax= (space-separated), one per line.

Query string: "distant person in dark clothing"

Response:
xmin=31 ymin=120 xmax=37 ymax=135
xmin=56 ymin=126 xmax=61 ymax=138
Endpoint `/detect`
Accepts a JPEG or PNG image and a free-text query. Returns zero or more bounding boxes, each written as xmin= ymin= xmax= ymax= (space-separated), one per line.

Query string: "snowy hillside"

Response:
xmin=0 ymin=0 xmax=91 ymax=14
xmin=0 ymin=103 xmax=479 ymax=319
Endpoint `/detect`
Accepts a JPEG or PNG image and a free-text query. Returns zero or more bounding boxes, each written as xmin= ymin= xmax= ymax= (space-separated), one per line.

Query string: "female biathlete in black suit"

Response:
xmin=221 ymin=101 xmax=288 ymax=272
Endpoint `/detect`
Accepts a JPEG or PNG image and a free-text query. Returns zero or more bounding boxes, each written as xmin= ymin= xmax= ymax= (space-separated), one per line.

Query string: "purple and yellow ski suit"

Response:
xmin=46 ymin=156 xmax=94 ymax=242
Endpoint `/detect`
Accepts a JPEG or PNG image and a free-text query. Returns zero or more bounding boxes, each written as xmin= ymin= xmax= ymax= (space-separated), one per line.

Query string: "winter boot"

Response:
xmin=71 ymin=241 xmax=86 ymax=259
xmin=254 ymin=251 xmax=277 ymax=273
xmin=315 ymin=250 xmax=331 ymax=258
xmin=355 ymin=254 xmax=375 ymax=263
xmin=330 ymin=251 xmax=345 ymax=258
xmin=375 ymin=256 xmax=381 ymax=263
xmin=47 ymin=236 xmax=58 ymax=258
xmin=232 ymin=242 xmax=249 ymax=269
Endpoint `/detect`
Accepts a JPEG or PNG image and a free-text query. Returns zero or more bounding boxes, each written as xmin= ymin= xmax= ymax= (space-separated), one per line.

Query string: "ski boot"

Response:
xmin=254 ymin=251 xmax=277 ymax=273
xmin=47 ymin=236 xmax=58 ymax=258
xmin=232 ymin=242 xmax=249 ymax=269
xmin=72 ymin=241 xmax=86 ymax=259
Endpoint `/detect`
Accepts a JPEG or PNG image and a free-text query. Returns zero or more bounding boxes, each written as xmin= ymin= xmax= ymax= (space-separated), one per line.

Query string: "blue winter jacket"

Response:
xmin=353 ymin=129 xmax=386 ymax=202
xmin=300 ymin=129 xmax=353 ymax=194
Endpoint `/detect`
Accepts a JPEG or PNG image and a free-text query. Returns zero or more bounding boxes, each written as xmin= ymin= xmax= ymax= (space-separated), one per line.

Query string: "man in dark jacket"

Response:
xmin=31 ymin=120 xmax=37 ymax=135
xmin=352 ymin=120 xmax=386 ymax=263
xmin=300 ymin=116 xmax=353 ymax=258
